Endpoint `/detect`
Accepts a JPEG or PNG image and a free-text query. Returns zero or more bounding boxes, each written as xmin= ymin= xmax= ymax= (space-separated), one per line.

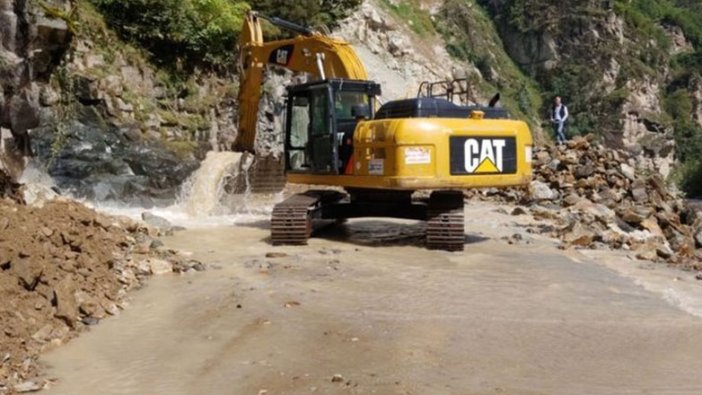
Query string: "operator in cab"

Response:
xmin=335 ymin=92 xmax=370 ymax=174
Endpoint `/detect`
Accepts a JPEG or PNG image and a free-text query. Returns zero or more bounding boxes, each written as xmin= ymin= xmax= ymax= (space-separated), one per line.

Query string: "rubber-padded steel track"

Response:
xmin=426 ymin=191 xmax=465 ymax=251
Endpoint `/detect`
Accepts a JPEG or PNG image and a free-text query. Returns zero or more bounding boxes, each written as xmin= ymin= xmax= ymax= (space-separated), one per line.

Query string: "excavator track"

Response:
xmin=271 ymin=191 xmax=345 ymax=245
xmin=271 ymin=194 xmax=317 ymax=245
xmin=426 ymin=191 xmax=465 ymax=251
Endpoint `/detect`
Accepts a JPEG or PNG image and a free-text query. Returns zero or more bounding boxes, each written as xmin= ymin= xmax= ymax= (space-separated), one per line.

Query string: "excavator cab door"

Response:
xmin=286 ymin=84 xmax=335 ymax=173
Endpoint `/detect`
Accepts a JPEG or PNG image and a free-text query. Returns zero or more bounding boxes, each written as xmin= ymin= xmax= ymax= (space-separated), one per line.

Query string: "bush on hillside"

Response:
xmin=678 ymin=160 xmax=702 ymax=197
xmin=90 ymin=0 xmax=249 ymax=69
xmin=90 ymin=0 xmax=361 ymax=69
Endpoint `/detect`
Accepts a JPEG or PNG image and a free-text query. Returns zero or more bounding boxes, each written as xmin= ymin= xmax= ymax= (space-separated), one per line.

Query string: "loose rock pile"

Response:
xmin=475 ymin=135 xmax=702 ymax=267
xmin=0 ymin=197 xmax=202 ymax=392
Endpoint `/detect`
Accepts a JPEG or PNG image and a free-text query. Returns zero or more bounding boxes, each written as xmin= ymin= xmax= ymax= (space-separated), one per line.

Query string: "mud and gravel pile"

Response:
xmin=0 ymin=195 xmax=202 ymax=393
xmin=472 ymin=135 xmax=702 ymax=267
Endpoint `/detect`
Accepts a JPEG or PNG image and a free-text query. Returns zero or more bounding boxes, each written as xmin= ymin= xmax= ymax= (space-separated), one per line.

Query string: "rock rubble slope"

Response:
xmin=475 ymin=136 xmax=702 ymax=268
xmin=0 ymin=171 xmax=203 ymax=393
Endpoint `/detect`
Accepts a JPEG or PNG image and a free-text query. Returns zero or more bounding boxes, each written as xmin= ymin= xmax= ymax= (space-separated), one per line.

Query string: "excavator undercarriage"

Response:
xmin=271 ymin=189 xmax=465 ymax=251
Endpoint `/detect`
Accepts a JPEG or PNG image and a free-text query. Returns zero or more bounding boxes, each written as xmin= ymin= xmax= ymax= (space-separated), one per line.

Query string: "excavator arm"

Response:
xmin=234 ymin=12 xmax=368 ymax=152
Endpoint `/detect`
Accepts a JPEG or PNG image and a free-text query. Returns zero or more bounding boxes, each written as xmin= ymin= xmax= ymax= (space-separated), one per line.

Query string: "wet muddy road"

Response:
xmin=41 ymin=204 xmax=702 ymax=394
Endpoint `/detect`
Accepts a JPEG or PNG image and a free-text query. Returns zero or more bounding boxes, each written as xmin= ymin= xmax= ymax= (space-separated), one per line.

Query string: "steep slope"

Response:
xmin=335 ymin=0 xmax=545 ymax=137
xmin=480 ymin=0 xmax=702 ymax=192
xmin=3 ymin=0 xmax=702 ymax=202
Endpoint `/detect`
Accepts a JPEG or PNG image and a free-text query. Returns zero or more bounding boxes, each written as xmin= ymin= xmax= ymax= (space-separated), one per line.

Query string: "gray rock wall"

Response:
xmin=0 ymin=0 xmax=71 ymax=155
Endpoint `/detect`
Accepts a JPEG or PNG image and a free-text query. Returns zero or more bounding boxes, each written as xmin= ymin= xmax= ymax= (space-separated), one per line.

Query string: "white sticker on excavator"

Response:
xmin=369 ymin=159 xmax=384 ymax=175
xmin=405 ymin=147 xmax=431 ymax=164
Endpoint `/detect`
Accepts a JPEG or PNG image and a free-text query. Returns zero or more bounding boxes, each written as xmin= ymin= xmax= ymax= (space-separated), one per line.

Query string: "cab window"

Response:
xmin=334 ymin=91 xmax=369 ymax=121
xmin=289 ymin=95 xmax=310 ymax=149
xmin=309 ymin=88 xmax=331 ymax=136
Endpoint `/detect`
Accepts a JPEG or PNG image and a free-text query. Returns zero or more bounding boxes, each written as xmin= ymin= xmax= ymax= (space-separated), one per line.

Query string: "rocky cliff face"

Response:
xmin=1 ymin=1 xmax=218 ymax=205
xmin=336 ymin=3 xmax=458 ymax=99
xmin=335 ymin=0 xmax=545 ymax=138
xmin=479 ymin=0 xmax=700 ymax=180
xmin=0 ymin=1 xmax=300 ymax=206
xmin=2 ymin=0 xmax=702 ymax=203
xmin=0 ymin=0 xmax=71 ymax=173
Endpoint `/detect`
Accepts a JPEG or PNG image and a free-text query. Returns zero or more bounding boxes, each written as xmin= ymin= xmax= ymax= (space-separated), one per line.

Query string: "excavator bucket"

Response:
xmin=248 ymin=155 xmax=286 ymax=194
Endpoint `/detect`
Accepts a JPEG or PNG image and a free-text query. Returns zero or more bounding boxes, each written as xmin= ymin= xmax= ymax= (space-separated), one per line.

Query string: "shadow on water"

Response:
xmin=240 ymin=218 xmax=490 ymax=249
xmin=235 ymin=219 xmax=271 ymax=230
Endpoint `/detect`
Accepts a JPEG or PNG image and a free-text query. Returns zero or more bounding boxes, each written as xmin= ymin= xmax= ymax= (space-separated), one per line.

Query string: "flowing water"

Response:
xmin=178 ymin=151 xmax=250 ymax=217
xmin=16 ymin=153 xmax=702 ymax=394
xmin=39 ymin=203 xmax=702 ymax=395
xmin=84 ymin=151 xmax=282 ymax=228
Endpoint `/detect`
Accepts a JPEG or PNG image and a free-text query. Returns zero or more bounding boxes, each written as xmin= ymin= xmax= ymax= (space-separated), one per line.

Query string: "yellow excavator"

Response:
xmin=235 ymin=12 xmax=533 ymax=251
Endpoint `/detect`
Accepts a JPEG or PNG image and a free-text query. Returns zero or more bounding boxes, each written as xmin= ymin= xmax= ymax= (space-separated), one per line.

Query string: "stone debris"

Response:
xmin=265 ymin=252 xmax=288 ymax=259
xmin=141 ymin=212 xmax=182 ymax=235
xmin=469 ymin=135 xmax=702 ymax=268
xmin=331 ymin=374 xmax=344 ymax=383
xmin=0 ymin=195 xmax=204 ymax=388
xmin=13 ymin=381 xmax=43 ymax=393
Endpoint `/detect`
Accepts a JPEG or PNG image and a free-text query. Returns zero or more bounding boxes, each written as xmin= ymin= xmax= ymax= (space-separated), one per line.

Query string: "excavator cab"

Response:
xmin=284 ymin=79 xmax=381 ymax=174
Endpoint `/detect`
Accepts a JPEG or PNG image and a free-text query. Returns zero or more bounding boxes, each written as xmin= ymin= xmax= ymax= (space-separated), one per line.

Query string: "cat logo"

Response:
xmin=269 ymin=44 xmax=294 ymax=66
xmin=464 ymin=138 xmax=506 ymax=173
xmin=450 ymin=137 xmax=516 ymax=175
xmin=275 ymin=49 xmax=289 ymax=65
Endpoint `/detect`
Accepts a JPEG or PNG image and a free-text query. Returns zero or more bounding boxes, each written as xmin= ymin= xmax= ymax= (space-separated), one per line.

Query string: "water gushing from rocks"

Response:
xmin=16 ymin=151 xmax=281 ymax=227
xmin=92 ymin=151 xmax=280 ymax=227
xmin=177 ymin=151 xmax=248 ymax=217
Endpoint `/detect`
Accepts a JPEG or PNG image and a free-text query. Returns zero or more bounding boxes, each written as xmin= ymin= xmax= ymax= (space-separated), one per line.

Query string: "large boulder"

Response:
xmin=32 ymin=105 xmax=199 ymax=206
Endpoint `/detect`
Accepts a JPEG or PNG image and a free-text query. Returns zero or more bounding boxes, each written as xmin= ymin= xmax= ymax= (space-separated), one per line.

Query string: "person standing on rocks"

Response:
xmin=550 ymin=96 xmax=569 ymax=145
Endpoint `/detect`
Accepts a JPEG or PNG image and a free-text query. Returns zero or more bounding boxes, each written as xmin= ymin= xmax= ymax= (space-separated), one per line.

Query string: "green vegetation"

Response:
xmin=38 ymin=1 xmax=79 ymax=33
xmin=378 ymin=0 xmax=435 ymax=36
xmin=48 ymin=65 xmax=78 ymax=167
xmin=88 ymin=0 xmax=361 ymax=70
xmin=89 ymin=0 xmax=249 ymax=69
xmin=472 ymin=0 xmax=702 ymax=195
xmin=617 ymin=0 xmax=702 ymax=196
xmin=433 ymin=0 xmax=542 ymax=130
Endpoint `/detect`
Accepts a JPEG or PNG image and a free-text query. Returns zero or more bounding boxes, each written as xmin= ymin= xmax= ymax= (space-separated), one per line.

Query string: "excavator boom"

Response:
xmin=234 ymin=12 xmax=367 ymax=152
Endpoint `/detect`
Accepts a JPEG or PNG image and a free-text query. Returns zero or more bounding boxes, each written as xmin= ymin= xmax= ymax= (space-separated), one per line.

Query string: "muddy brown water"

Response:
xmin=41 ymin=206 xmax=702 ymax=395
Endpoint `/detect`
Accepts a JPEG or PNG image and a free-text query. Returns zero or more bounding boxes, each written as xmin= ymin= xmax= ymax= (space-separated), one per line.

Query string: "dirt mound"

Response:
xmin=0 ymin=199 xmax=202 ymax=393
xmin=0 ymin=169 xmax=23 ymax=205
xmin=471 ymin=135 xmax=702 ymax=267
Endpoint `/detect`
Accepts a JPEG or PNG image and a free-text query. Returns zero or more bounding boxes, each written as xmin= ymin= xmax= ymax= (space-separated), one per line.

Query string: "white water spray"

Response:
xmin=175 ymin=151 xmax=281 ymax=220
xmin=17 ymin=152 xmax=282 ymax=228
xmin=177 ymin=151 xmax=247 ymax=216
xmin=18 ymin=160 xmax=59 ymax=207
